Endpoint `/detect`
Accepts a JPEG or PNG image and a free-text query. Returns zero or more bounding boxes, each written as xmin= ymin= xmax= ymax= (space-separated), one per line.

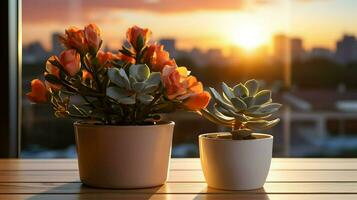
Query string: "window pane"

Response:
xmin=22 ymin=0 xmax=357 ymax=158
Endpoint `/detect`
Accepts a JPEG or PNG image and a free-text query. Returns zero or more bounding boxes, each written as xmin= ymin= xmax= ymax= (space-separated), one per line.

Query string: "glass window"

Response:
xmin=22 ymin=0 xmax=357 ymax=158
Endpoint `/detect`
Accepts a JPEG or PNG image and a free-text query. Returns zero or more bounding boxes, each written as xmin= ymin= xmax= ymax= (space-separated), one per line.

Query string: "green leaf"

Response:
xmin=108 ymin=68 xmax=131 ymax=89
xmin=243 ymin=96 xmax=255 ymax=108
xmin=142 ymin=85 xmax=158 ymax=94
xmin=145 ymin=72 xmax=161 ymax=85
xmin=231 ymin=97 xmax=247 ymax=111
xmin=132 ymin=82 xmax=146 ymax=93
xmin=226 ymin=110 xmax=249 ymax=122
xmin=244 ymin=118 xmax=280 ymax=130
xmin=233 ymin=83 xmax=249 ymax=98
xmin=209 ymin=87 xmax=236 ymax=111
xmin=106 ymin=87 xmax=135 ymax=104
xmin=254 ymin=90 xmax=271 ymax=105
xmin=244 ymin=79 xmax=259 ymax=96
xmin=137 ymin=94 xmax=154 ymax=105
xmin=256 ymin=103 xmax=282 ymax=114
xmin=200 ymin=108 xmax=235 ymax=127
xmin=221 ymin=82 xmax=235 ymax=99
xmin=129 ymin=64 xmax=150 ymax=82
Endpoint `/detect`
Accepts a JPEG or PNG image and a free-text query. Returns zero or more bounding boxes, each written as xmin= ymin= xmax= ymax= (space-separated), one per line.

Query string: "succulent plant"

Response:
xmin=107 ymin=64 xmax=161 ymax=105
xmin=201 ymin=79 xmax=282 ymax=140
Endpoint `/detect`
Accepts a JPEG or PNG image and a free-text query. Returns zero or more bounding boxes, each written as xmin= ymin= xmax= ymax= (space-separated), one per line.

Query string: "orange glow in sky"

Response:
xmin=22 ymin=0 xmax=357 ymax=52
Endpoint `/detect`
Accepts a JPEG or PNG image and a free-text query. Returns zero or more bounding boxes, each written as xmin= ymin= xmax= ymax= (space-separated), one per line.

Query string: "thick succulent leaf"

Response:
xmin=108 ymin=68 xmax=130 ymax=89
xmin=142 ymin=85 xmax=158 ymax=94
xmin=129 ymin=64 xmax=150 ymax=82
xmin=254 ymin=90 xmax=271 ymax=105
xmin=226 ymin=110 xmax=249 ymax=122
xmin=106 ymin=87 xmax=136 ymax=104
xmin=209 ymin=87 xmax=236 ymax=111
xmin=221 ymin=82 xmax=235 ymax=99
xmin=244 ymin=118 xmax=280 ymax=130
xmin=145 ymin=72 xmax=161 ymax=85
xmin=246 ymin=105 xmax=261 ymax=113
xmin=209 ymin=104 xmax=235 ymax=121
xmin=256 ymin=103 xmax=282 ymax=115
xmin=132 ymin=82 xmax=146 ymax=93
xmin=243 ymin=96 xmax=255 ymax=108
xmin=216 ymin=105 xmax=233 ymax=116
xmin=231 ymin=97 xmax=247 ymax=111
xmin=201 ymin=108 xmax=235 ymax=127
xmin=233 ymin=83 xmax=249 ymax=98
xmin=244 ymin=79 xmax=259 ymax=96
xmin=137 ymin=94 xmax=154 ymax=105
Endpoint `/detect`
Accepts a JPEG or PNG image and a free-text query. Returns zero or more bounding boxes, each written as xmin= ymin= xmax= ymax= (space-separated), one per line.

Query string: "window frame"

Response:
xmin=0 ymin=0 xmax=21 ymax=158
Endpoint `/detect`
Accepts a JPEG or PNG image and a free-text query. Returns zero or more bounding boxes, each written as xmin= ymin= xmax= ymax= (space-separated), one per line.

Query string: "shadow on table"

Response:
xmin=193 ymin=186 xmax=270 ymax=200
xmin=26 ymin=182 xmax=163 ymax=200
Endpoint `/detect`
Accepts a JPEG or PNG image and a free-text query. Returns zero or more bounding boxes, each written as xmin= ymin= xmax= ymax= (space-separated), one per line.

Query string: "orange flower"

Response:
xmin=162 ymin=65 xmax=187 ymax=100
xmin=117 ymin=53 xmax=135 ymax=64
xmin=97 ymin=51 xmax=115 ymax=67
xmin=162 ymin=65 xmax=210 ymax=110
xmin=126 ymin=25 xmax=151 ymax=51
xmin=26 ymin=79 xmax=49 ymax=103
xmin=84 ymin=24 xmax=101 ymax=52
xmin=144 ymin=44 xmax=175 ymax=72
xmin=60 ymin=26 xmax=87 ymax=52
xmin=45 ymin=56 xmax=62 ymax=90
xmin=82 ymin=70 xmax=93 ymax=80
xmin=184 ymin=91 xmax=211 ymax=111
xmin=46 ymin=56 xmax=60 ymax=79
xmin=59 ymin=49 xmax=81 ymax=76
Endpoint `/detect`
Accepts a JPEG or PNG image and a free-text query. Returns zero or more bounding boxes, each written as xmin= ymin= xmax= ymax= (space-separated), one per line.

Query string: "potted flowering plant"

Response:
xmin=199 ymin=80 xmax=281 ymax=190
xmin=27 ymin=24 xmax=211 ymax=188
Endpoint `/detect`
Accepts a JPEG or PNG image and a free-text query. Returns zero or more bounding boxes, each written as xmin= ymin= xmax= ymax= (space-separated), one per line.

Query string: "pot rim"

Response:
xmin=74 ymin=120 xmax=175 ymax=128
xmin=199 ymin=132 xmax=273 ymax=142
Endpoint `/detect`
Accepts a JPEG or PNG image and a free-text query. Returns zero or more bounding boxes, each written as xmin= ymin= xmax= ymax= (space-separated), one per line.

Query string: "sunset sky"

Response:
xmin=23 ymin=0 xmax=357 ymax=53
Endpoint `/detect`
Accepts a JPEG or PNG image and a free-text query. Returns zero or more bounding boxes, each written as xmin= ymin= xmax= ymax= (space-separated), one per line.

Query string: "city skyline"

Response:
xmin=23 ymin=31 xmax=357 ymax=67
xmin=23 ymin=0 xmax=357 ymax=51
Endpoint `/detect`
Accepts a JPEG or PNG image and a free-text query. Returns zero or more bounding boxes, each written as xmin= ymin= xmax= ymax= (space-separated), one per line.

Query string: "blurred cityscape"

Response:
xmin=22 ymin=32 xmax=357 ymax=158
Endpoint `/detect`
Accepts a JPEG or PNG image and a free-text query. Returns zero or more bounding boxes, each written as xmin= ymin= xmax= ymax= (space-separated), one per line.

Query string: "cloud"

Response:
xmin=23 ymin=0 xmax=272 ymax=23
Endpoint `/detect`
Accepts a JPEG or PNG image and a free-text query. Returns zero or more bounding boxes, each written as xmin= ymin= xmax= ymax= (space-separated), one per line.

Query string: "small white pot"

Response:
xmin=199 ymin=132 xmax=273 ymax=190
xmin=74 ymin=121 xmax=174 ymax=189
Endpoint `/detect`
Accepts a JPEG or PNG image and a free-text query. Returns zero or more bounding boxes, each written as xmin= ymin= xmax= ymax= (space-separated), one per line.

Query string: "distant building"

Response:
xmin=159 ymin=38 xmax=176 ymax=57
xmin=273 ymin=34 xmax=291 ymax=88
xmin=23 ymin=41 xmax=48 ymax=64
xmin=309 ymin=47 xmax=334 ymax=60
xmin=189 ymin=48 xmax=205 ymax=67
xmin=206 ymin=48 xmax=224 ymax=65
xmin=335 ymin=34 xmax=357 ymax=64
xmin=290 ymin=38 xmax=304 ymax=62
xmin=51 ymin=32 xmax=64 ymax=55
xmin=273 ymin=34 xmax=291 ymax=64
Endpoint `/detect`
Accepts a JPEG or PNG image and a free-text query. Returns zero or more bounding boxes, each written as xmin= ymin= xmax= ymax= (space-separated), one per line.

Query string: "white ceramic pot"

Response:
xmin=199 ymin=132 xmax=273 ymax=190
xmin=74 ymin=121 xmax=174 ymax=189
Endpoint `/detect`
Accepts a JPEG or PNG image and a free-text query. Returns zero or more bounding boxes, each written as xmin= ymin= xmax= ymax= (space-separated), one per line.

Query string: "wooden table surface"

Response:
xmin=0 ymin=158 xmax=356 ymax=200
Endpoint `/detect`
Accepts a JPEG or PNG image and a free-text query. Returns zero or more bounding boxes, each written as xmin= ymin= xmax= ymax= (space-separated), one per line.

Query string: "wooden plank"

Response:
xmin=0 ymin=182 xmax=356 ymax=194
xmin=1 ymin=194 xmax=357 ymax=200
xmin=0 ymin=170 xmax=356 ymax=183
xmin=1 ymin=159 xmax=357 ymax=171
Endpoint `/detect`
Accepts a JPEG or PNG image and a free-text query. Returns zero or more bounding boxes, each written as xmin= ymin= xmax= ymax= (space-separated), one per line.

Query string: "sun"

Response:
xmin=231 ymin=24 xmax=266 ymax=51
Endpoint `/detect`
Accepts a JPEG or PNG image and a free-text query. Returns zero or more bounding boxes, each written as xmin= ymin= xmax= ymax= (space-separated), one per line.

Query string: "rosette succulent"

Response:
xmin=201 ymin=79 xmax=282 ymax=140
